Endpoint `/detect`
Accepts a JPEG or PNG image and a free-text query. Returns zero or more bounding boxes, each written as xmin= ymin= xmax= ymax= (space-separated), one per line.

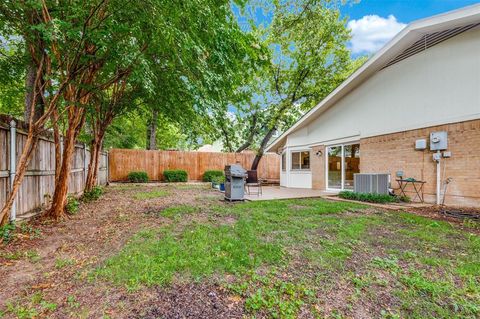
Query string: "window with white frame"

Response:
xmin=291 ymin=151 xmax=310 ymax=170
xmin=281 ymin=152 xmax=286 ymax=171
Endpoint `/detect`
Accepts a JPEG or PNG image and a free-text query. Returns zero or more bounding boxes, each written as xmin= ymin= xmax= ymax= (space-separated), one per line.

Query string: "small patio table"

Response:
xmin=396 ymin=179 xmax=426 ymax=203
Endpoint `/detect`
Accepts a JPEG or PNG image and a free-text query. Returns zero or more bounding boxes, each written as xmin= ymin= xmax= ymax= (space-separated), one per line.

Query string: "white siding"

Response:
xmin=279 ymin=147 xmax=313 ymax=188
xmin=287 ymin=27 xmax=480 ymax=147
xmin=289 ymin=171 xmax=312 ymax=188
xmin=280 ymin=171 xmax=287 ymax=186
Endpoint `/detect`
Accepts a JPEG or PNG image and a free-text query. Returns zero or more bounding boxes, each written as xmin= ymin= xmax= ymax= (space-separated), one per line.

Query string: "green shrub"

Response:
xmin=82 ymin=186 xmax=103 ymax=202
xmin=163 ymin=170 xmax=188 ymax=182
xmin=212 ymin=175 xmax=225 ymax=184
xmin=66 ymin=196 xmax=80 ymax=215
xmin=0 ymin=223 xmax=16 ymax=244
xmin=127 ymin=171 xmax=149 ymax=183
xmin=202 ymin=170 xmax=224 ymax=182
xmin=338 ymin=191 xmax=397 ymax=204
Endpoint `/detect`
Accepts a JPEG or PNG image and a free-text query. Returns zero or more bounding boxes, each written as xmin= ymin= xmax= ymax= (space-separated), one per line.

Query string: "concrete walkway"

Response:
xmin=244 ymin=186 xmax=337 ymax=201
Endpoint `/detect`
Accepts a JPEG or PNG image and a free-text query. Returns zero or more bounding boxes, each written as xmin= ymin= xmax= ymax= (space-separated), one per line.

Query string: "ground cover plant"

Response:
xmin=82 ymin=186 xmax=104 ymax=202
xmin=339 ymin=190 xmax=410 ymax=204
xmin=0 ymin=184 xmax=478 ymax=318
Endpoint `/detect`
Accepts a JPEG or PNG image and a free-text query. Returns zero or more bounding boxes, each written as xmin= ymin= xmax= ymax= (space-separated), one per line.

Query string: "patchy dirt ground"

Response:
xmin=0 ymin=184 xmax=478 ymax=319
xmin=0 ymin=184 xmax=232 ymax=318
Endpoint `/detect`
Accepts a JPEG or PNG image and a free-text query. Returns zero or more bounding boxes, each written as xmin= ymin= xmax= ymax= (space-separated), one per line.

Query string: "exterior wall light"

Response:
xmin=315 ymin=150 xmax=323 ymax=157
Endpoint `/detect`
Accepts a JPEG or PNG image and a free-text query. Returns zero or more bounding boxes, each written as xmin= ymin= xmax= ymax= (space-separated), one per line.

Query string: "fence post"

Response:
xmin=9 ymin=120 xmax=16 ymax=222
xmin=106 ymin=152 xmax=109 ymax=185
xmin=83 ymin=143 xmax=87 ymax=188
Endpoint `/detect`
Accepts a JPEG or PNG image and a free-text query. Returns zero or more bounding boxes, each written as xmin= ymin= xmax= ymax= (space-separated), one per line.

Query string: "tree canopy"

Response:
xmin=0 ymin=0 xmax=268 ymax=222
xmin=207 ymin=0 xmax=366 ymax=167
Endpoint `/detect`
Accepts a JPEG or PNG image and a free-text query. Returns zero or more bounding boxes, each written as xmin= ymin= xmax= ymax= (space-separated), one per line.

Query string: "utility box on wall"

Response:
xmin=415 ymin=139 xmax=427 ymax=150
xmin=430 ymin=131 xmax=448 ymax=151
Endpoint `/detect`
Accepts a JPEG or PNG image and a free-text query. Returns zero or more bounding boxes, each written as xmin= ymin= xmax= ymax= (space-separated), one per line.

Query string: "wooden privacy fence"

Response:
xmin=108 ymin=148 xmax=280 ymax=181
xmin=0 ymin=120 xmax=108 ymax=220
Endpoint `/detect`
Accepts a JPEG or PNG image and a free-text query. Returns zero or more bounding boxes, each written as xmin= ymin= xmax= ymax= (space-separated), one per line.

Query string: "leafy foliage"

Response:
xmin=202 ymin=170 xmax=225 ymax=182
xmin=339 ymin=191 xmax=410 ymax=203
xmin=212 ymin=175 xmax=226 ymax=184
xmin=207 ymin=1 xmax=366 ymax=159
xmin=0 ymin=223 xmax=16 ymax=244
xmin=82 ymin=186 xmax=103 ymax=202
xmin=65 ymin=196 xmax=80 ymax=215
xmin=127 ymin=171 xmax=149 ymax=183
xmin=163 ymin=170 xmax=188 ymax=183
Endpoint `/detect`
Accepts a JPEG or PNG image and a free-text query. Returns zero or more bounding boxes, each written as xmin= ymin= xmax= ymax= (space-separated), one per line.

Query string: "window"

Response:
xmin=281 ymin=153 xmax=286 ymax=171
xmin=291 ymin=151 xmax=310 ymax=170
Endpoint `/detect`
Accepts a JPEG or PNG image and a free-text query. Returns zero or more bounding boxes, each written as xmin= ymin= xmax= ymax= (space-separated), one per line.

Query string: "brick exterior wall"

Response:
xmin=360 ymin=119 xmax=480 ymax=207
xmin=310 ymin=119 xmax=480 ymax=207
xmin=311 ymin=145 xmax=326 ymax=190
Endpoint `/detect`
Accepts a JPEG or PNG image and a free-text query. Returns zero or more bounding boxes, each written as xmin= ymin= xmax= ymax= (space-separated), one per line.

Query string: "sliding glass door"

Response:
xmin=327 ymin=146 xmax=342 ymax=189
xmin=327 ymin=143 xmax=360 ymax=190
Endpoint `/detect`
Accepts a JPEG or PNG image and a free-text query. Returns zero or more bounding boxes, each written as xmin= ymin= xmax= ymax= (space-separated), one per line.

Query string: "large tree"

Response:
xmin=209 ymin=0 xmax=365 ymax=168
xmin=0 ymin=0 xmax=88 ymax=224
xmin=0 ymin=0 xmax=162 ymax=222
xmin=83 ymin=0 xmax=267 ymax=189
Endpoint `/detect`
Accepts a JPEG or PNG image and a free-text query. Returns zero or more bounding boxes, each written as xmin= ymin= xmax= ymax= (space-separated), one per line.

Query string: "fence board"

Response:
xmin=109 ymin=149 xmax=280 ymax=181
xmin=0 ymin=123 xmax=108 ymax=219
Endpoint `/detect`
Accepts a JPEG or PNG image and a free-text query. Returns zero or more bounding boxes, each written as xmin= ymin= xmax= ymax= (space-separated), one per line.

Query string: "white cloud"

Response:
xmin=347 ymin=15 xmax=406 ymax=55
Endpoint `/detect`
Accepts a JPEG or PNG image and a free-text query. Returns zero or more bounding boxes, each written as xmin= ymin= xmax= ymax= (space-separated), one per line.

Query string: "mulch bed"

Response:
xmin=129 ymin=283 xmax=244 ymax=319
xmin=408 ymin=205 xmax=480 ymax=232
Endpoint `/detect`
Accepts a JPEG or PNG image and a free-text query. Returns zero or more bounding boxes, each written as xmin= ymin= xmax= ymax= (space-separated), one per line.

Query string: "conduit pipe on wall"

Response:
xmin=434 ymin=151 xmax=441 ymax=205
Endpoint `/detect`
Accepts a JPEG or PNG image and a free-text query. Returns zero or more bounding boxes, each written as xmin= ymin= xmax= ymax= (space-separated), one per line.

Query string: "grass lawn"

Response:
xmin=1 ymin=184 xmax=478 ymax=318
xmin=94 ymin=192 xmax=480 ymax=318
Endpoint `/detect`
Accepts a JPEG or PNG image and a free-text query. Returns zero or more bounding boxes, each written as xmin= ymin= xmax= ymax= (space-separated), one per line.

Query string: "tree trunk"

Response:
xmin=46 ymin=126 xmax=77 ymax=219
xmin=236 ymin=141 xmax=252 ymax=153
xmin=85 ymin=133 xmax=104 ymax=192
xmin=51 ymin=110 xmax=62 ymax=186
xmin=46 ymin=104 xmax=87 ymax=220
xmin=251 ymin=127 xmax=276 ymax=171
xmin=146 ymin=109 xmax=158 ymax=150
xmin=0 ymin=134 xmax=39 ymax=225
xmin=24 ymin=63 xmax=44 ymax=125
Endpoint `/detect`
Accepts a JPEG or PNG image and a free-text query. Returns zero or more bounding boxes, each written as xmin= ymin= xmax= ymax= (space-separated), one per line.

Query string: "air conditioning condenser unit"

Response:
xmin=354 ymin=173 xmax=390 ymax=194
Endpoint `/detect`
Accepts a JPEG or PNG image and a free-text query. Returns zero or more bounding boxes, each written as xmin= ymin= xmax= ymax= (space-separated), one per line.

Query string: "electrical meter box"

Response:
xmin=430 ymin=131 xmax=448 ymax=151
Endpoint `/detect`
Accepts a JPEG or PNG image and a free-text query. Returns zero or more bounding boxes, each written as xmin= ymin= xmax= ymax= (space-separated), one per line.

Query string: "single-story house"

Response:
xmin=266 ymin=4 xmax=480 ymax=207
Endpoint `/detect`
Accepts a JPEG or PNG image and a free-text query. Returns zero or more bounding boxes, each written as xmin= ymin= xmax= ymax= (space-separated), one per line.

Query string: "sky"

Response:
xmin=237 ymin=0 xmax=480 ymax=56
xmin=340 ymin=0 xmax=480 ymax=55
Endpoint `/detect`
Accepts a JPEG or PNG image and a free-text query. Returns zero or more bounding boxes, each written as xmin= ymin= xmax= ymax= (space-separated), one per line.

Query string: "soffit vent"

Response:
xmin=383 ymin=22 xmax=480 ymax=69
